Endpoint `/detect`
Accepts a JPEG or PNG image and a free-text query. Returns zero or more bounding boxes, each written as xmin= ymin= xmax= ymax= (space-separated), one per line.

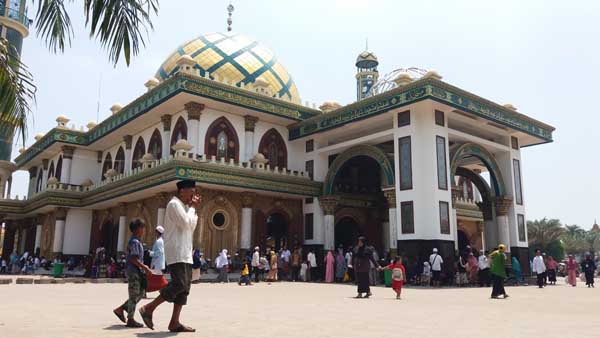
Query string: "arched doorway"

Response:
xmin=266 ymin=213 xmax=288 ymax=251
xmin=335 ymin=217 xmax=359 ymax=250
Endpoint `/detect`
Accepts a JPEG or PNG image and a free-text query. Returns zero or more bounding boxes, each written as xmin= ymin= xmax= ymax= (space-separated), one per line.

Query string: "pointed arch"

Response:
xmin=170 ymin=116 xmax=188 ymax=154
xmin=148 ymin=128 xmax=162 ymax=160
xmin=114 ymin=147 xmax=125 ymax=174
xmin=102 ymin=152 xmax=113 ymax=180
xmin=131 ymin=137 xmax=146 ymax=170
xmin=258 ymin=128 xmax=287 ymax=168
xmin=204 ymin=117 xmax=239 ymax=162
xmin=55 ymin=156 xmax=63 ymax=182
xmin=48 ymin=161 xmax=55 ymax=179
xmin=35 ymin=168 xmax=43 ymax=192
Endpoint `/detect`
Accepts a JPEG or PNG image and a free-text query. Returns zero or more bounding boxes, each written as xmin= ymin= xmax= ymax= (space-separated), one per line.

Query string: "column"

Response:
xmin=34 ymin=224 xmax=42 ymax=253
xmin=384 ymin=189 xmax=398 ymax=255
xmin=244 ymin=115 xmax=259 ymax=162
xmin=19 ymin=228 xmax=27 ymax=253
xmin=319 ymin=196 xmax=339 ymax=251
xmin=7 ymin=176 xmax=12 ymax=198
xmin=156 ymin=193 xmax=169 ymax=226
xmin=185 ymin=102 xmax=204 ymax=158
xmin=53 ymin=208 xmax=67 ymax=254
xmin=161 ymin=115 xmax=172 ymax=159
xmin=0 ymin=178 xmax=6 ymax=199
xmin=61 ymin=146 xmax=75 ymax=184
xmin=41 ymin=159 xmax=49 ymax=191
xmin=27 ymin=166 xmax=38 ymax=197
xmin=116 ymin=203 xmax=127 ymax=253
xmin=495 ymin=197 xmax=513 ymax=253
xmin=123 ymin=135 xmax=133 ymax=172
xmin=240 ymin=192 xmax=256 ymax=251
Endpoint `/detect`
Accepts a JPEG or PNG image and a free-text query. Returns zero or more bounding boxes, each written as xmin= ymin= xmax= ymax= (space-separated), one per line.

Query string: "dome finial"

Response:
xmin=227 ymin=2 xmax=235 ymax=32
xmin=365 ymin=37 xmax=368 ymax=51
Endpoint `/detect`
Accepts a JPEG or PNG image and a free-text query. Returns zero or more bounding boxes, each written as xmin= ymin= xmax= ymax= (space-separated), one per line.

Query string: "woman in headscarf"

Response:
xmin=581 ymin=254 xmax=596 ymax=288
xmin=266 ymin=250 xmax=278 ymax=283
xmin=467 ymin=251 xmax=479 ymax=285
xmin=566 ymin=254 xmax=578 ymax=287
xmin=324 ymin=251 xmax=335 ymax=283
xmin=215 ymin=249 xmax=229 ymax=283
xmin=511 ymin=256 xmax=523 ymax=285
xmin=352 ymin=236 xmax=380 ymax=298
xmin=335 ymin=248 xmax=347 ymax=282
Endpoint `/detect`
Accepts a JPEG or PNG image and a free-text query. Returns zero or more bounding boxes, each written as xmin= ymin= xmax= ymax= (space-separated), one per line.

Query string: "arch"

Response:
xmin=148 ymin=128 xmax=162 ymax=160
xmin=35 ymin=168 xmax=43 ymax=192
xmin=114 ymin=147 xmax=125 ymax=174
xmin=335 ymin=216 xmax=360 ymax=250
xmin=170 ymin=116 xmax=188 ymax=154
xmin=455 ymin=167 xmax=492 ymax=200
xmin=48 ymin=161 xmax=55 ymax=179
xmin=324 ymin=144 xmax=395 ymax=195
xmin=258 ymin=128 xmax=287 ymax=168
xmin=450 ymin=142 xmax=506 ymax=197
xmin=102 ymin=152 xmax=113 ymax=180
xmin=55 ymin=156 xmax=63 ymax=181
xmin=131 ymin=137 xmax=146 ymax=170
xmin=204 ymin=117 xmax=240 ymax=162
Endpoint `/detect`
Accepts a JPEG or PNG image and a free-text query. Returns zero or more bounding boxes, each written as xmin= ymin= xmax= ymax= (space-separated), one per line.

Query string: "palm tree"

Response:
xmin=527 ymin=218 xmax=565 ymax=250
xmin=1 ymin=0 xmax=159 ymax=143
xmin=564 ymin=224 xmax=586 ymax=238
xmin=583 ymin=231 xmax=600 ymax=256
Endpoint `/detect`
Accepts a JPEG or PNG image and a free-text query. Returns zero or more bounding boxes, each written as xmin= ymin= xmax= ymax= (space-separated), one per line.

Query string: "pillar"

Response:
xmin=384 ymin=189 xmax=398 ymax=255
xmin=0 ymin=178 xmax=6 ymax=199
xmin=156 ymin=193 xmax=169 ymax=227
xmin=240 ymin=192 xmax=256 ymax=251
xmin=244 ymin=115 xmax=259 ymax=162
xmin=61 ymin=146 xmax=75 ymax=184
xmin=41 ymin=159 xmax=49 ymax=190
xmin=53 ymin=208 xmax=67 ymax=254
xmin=319 ymin=196 xmax=339 ymax=251
xmin=495 ymin=197 xmax=513 ymax=253
xmin=185 ymin=102 xmax=204 ymax=158
xmin=27 ymin=166 xmax=38 ymax=197
xmin=6 ymin=176 xmax=12 ymax=198
xmin=19 ymin=227 xmax=27 ymax=253
xmin=35 ymin=224 xmax=42 ymax=252
xmin=161 ymin=115 xmax=172 ymax=159
xmin=116 ymin=203 xmax=127 ymax=253
xmin=123 ymin=135 xmax=133 ymax=172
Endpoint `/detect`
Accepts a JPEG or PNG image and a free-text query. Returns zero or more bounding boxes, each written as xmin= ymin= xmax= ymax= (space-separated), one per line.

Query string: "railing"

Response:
xmin=0 ymin=6 xmax=30 ymax=28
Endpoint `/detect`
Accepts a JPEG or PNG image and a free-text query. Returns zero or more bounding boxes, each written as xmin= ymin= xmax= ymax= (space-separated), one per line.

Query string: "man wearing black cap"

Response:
xmin=139 ymin=180 xmax=200 ymax=332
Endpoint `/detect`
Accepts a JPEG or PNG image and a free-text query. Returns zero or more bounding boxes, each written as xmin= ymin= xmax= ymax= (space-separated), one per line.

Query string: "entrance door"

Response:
xmin=335 ymin=217 xmax=359 ymax=250
xmin=266 ymin=213 xmax=288 ymax=251
xmin=101 ymin=222 xmax=118 ymax=258
xmin=457 ymin=229 xmax=470 ymax=253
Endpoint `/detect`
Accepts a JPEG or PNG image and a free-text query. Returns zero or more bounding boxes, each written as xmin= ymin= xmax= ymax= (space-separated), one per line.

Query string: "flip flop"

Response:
xmin=138 ymin=307 xmax=154 ymax=330
xmin=113 ymin=309 xmax=126 ymax=323
xmin=169 ymin=325 xmax=196 ymax=333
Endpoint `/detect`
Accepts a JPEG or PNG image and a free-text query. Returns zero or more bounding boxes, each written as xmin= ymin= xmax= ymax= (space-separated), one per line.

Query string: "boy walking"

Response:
xmin=113 ymin=220 xmax=152 ymax=328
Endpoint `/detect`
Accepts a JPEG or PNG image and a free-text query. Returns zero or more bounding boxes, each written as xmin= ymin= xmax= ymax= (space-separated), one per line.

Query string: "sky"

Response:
xmin=9 ymin=0 xmax=600 ymax=228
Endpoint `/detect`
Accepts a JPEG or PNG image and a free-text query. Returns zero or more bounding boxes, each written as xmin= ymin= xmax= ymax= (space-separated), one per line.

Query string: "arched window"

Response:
xmin=131 ymin=137 xmax=146 ymax=170
xmin=102 ymin=152 xmax=113 ymax=180
xmin=148 ymin=129 xmax=162 ymax=160
xmin=114 ymin=147 xmax=125 ymax=174
xmin=35 ymin=168 xmax=43 ymax=192
xmin=258 ymin=128 xmax=287 ymax=168
xmin=48 ymin=161 xmax=55 ymax=179
xmin=170 ymin=117 xmax=187 ymax=154
xmin=55 ymin=156 xmax=63 ymax=182
xmin=204 ymin=117 xmax=239 ymax=162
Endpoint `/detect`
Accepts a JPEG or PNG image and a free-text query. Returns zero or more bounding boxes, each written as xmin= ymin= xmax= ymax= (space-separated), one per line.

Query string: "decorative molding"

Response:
xmin=97 ymin=151 xmax=103 ymax=163
xmin=185 ymin=102 xmax=205 ymax=120
xmin=54 ymin=207 xmax=67 ymax=221
xmin=61 ymin=146 xmax=75 ymax=160
xmin=241 ymin=192 xmax=256 ymax=208
xmin=319 ymin=195 xmax=340 ymax=215
xmin=494 ymin=197 xmax=513 ymax=216
xmin=161 ymin=114 xmax=172 ymax=131
xmin=42 ymin=159 xmax=49 ymax=170
xmin=28 ymin=166 xmax=38 ymax=177
xmin=383 ymin=189 xmax=396 ymax=206
xmin=244 ymin=115 xmax=259 ymax=132
xmin=123 ymin=135 xmax=133 ymax=150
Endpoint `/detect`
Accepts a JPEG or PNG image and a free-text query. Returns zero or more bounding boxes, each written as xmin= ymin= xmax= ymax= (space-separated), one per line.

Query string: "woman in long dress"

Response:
xmin=324 ymin=251 xmax=335 ymax=283
xmin=266 ymin=251 xmax=278 ymax=283
xmin=352 ymin=236 xmax=379 ymax=298
xmin=335 ymin=249 xmax=347 ymax=282
xmin=566 ymin=255 xmax=578 ymax=287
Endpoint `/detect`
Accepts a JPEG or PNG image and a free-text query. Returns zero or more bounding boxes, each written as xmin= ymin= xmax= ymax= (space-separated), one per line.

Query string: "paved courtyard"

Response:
xmin=0 ymin=278 xmax=598 ymax=338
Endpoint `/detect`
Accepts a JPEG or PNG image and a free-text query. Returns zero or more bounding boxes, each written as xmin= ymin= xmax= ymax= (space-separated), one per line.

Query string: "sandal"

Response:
xmin=113 ymin=309 xmax=126 ymax=324
xmin=169 ymin=325 xmax=196 ymax=332
xmin=138 ymin=307 xmax=154 ymax=330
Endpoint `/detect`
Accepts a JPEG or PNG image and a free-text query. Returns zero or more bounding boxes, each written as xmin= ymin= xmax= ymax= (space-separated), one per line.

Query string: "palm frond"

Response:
xmin=34 ymin=0 xmax=74 ymax=53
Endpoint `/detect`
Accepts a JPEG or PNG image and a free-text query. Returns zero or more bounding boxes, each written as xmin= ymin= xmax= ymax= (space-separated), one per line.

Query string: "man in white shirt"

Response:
xmin=251 ymin=246 xmax=261 ymax=283
xmin=307 ymin=250 xmax=317 ymax=282
xmin=150 ymin=226 xmax=165 ymax=274
xmin=140 ymin=180 xmax=200 ymax=332
xmin=532 ymin=249 xmax=546 ymax=288
xmin=477 ymin=250 xmax=490 ymax=287
xmin=429 ymin=248 xmax=444 ymax=287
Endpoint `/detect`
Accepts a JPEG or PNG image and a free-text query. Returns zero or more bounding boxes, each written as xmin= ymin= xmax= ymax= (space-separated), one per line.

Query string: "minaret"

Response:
xmin=0 ymin=0 xmax=30 ymax=197
xmin=355 ymin=43 xmax=379 ymax=101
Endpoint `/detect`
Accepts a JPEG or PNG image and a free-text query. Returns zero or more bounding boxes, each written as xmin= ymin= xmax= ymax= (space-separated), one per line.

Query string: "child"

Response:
xmin=113 ymin=220 xmax=152 ymax=328
xmin=300 ymin=260 xmax=308 ymax=282
xmin=380 ymin=256 xmax=406 ymax=299
xmin=238 ymin=259 xmax=252 ymax=286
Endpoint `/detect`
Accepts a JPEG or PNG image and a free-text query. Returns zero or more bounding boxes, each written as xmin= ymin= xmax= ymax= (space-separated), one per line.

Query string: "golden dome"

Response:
xmin=156 ymin=32 xmax=301 ymax=104
xmin=356 ymin=51 xmax=378 ymax=68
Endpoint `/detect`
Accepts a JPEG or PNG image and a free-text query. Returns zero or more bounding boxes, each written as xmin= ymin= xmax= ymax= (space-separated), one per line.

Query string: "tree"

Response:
xmin=527 ymin=218 xmax=565 ymax=249
xmin=583 ymin=231 xmax=600 ymax=256
xmin=561 ymin=224 xmax=586 ymax=256
xmin=1 ymin=0 xmax=159 ymax=142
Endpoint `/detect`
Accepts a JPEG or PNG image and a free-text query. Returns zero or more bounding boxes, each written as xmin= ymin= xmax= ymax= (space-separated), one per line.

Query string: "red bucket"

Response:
xmin=146 ymin=273 xmax=168 ymax=292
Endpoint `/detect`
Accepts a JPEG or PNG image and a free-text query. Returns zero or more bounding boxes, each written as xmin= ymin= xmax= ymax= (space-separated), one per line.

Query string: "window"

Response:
xmin=305 ymin=197 xmax=313 ymax=204
xmin=439 ymin=201 xmax=450 ymax=234
xmin=305 ymin=160 xmax=314 ymax=179
xmin=401 ymin=201 xmax=414 ymax=234
xmin=511 ymin=136 xmax=519 ymax=150
xmin=304 ymin=213 xmax=314 ymax=240
xmin=212 ymin=212 xmax=226 ymax=228
xmin=114 ymin=147 xmax=125 ymax=174
xmin=102 ymin=152 xmax=113 ymax=180
xmin=436 ymin=136 xmax=448 ymax=190
xmin=259 ymin=128 xmax=287 ymax=168
xmin=397 ymin=110 xmax=410 ymax=127
xmin=435 ymin=110 xmax=445 ymax=126
xmin=305 ymin=139 xmax=314 ymax=153
xmin=513 ymin=159 xmax=523 ymax=205
xmin=518 ymin=214 xmax=526 ymax=242
xmin=131 ymin=137 xmax=146 ymax=170
xmin=205 ymin=117 xmax=239 ymax=162
xmin=148 ymin=129 xmax=162 ymax=160
xmin=217 ymin=131 xmax=228 ymax=159
xmin=398 ymin=136 xmax=412 ymax=190
xmin=170 ymin=117 xmax=188 ymax=155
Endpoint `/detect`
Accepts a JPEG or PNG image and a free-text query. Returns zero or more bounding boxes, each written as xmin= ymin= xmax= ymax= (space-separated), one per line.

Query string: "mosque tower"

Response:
xmin=0 ymin=0 xmax=31 ymax=196
xmin=355 ymin=44 xmax=379 ymax=101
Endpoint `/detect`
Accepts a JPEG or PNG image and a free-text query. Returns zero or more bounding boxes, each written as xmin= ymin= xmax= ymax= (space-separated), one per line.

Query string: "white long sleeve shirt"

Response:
xmin=163 ymin=196 xmax=198 ymax=265
xmin=150 ymin=237 xmax=165 ymax=271
xmin=532 ymin=256 xmax=546 ymax=274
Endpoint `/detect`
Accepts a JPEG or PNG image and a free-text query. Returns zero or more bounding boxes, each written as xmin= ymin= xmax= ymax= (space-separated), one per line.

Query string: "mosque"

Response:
xmin=0 ymin=3 xmax=554 ymax=273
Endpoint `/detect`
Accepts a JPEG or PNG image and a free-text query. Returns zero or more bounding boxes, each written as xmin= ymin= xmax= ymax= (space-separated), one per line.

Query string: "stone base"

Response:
xmin=0 ymin=279 xmax=12 ymax=284
xmin=511 ymin=246 xmax=531 ymax=275
xmin=397 ymin=239 xmax=455 ymax=265
xmin=16 ymin=278 xmax=34 ymax=284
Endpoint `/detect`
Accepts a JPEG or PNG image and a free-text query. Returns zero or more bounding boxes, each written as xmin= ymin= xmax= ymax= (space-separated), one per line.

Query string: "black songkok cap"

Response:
xmin=176 ymin=180 xmax=196 ymax=190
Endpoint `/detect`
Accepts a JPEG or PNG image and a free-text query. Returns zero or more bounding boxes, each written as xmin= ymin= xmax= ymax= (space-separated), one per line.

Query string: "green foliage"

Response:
xmin=529 ymin=218 xmax=600 ymax=259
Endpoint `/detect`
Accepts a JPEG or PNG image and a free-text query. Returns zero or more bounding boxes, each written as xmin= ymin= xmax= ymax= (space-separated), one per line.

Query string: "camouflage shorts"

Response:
xmin=122 ymin=272 xmax=144 ymax=319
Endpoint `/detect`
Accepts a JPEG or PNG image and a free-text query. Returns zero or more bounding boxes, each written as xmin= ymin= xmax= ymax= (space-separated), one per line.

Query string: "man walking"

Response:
xmin=139 ymin=180 xmax=200 ymax=332
xmin=150 ymin=226 xmax=165 ymax=274
xmin=477 ymin=250 xmax=490 ymax=287
xmin=490 ymin=244 xmax=509 ymax=299
xmin=532 ymin=249 xmax=546 ymax=288
xmin=429 ymin=248 xmax=443 ymax=287
xmin=251 ymin=246 xmax=261 ymax=283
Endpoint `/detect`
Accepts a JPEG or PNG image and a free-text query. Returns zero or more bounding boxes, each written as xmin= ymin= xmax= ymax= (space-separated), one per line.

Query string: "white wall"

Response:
xmin=70 ymin=149 xmax=101 ymax=185
xmin=62 ymin=209 xmax=93 ymax=255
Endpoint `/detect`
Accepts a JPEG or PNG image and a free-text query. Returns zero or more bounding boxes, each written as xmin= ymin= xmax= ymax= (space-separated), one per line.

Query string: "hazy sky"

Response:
xmin=10 ymin=0 xmax=600 ymax=228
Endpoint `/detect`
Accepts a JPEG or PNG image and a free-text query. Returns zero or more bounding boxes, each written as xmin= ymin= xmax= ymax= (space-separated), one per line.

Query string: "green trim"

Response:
xmin=289 ymin=77 xmax=555 ymax=141
xmin=449 ymin=142 xmax=506 ymax=197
